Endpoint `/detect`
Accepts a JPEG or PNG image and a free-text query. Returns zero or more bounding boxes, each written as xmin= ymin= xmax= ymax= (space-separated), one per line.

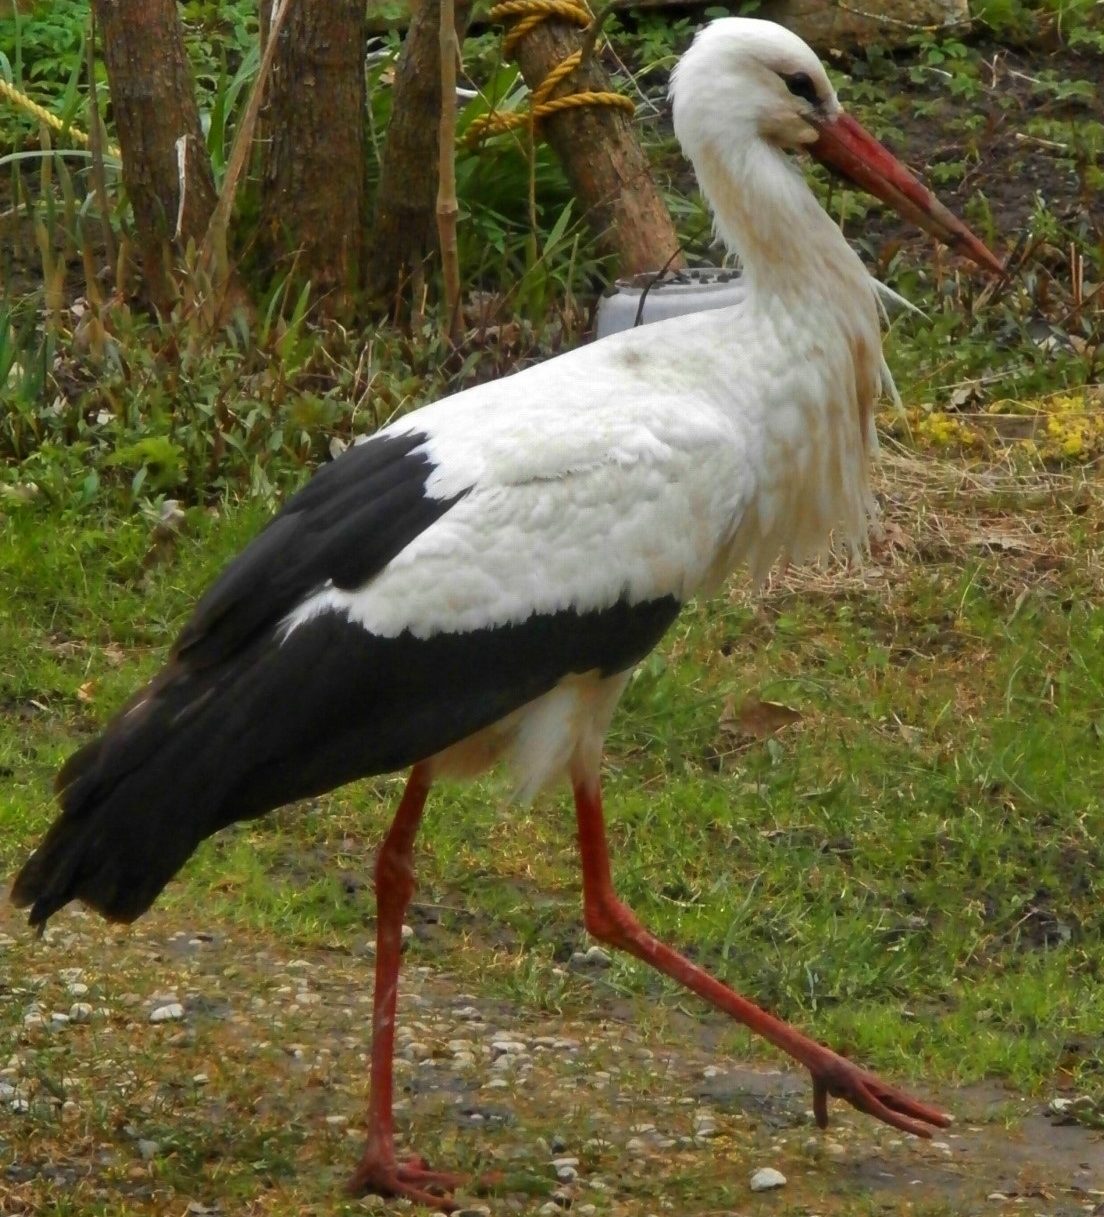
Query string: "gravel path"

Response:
xmin=1 ymin=904 xmax=1101 ymax=1215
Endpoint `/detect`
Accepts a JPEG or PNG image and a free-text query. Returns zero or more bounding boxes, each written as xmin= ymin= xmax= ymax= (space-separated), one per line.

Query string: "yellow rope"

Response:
xmin=465 ymin=0 xmax=634 ymax=146
xmin=0 ymin=77 xmax=120 ymax=159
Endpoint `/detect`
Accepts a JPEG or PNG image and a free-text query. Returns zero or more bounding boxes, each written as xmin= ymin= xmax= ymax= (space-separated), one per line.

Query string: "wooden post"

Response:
xmin=506 ymin=14 xmax=683 ymax=276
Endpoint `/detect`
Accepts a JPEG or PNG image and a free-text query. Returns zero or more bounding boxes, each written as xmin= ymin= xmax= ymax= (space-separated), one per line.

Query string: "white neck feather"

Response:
xmin=691 ymin=136 xmax=893 ymax=580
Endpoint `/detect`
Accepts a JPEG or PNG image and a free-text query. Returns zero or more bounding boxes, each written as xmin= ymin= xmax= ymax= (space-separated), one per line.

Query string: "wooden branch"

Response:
xmin=436 ymin=0 xmax=462 ymax=344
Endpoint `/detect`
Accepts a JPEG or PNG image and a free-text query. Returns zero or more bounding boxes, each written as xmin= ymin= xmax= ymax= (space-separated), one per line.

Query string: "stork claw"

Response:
xmin=346 ymin=1152 xmax=467 ymax=1210
xmin=808 ymin=1051 xmax=951 ymax=1138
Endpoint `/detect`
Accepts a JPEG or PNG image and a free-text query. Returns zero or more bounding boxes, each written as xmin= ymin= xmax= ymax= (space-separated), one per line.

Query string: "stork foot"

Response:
xmin=807 ymin=1049 xmax=951 ymax=1138
xmin=346 ymin=1152 xmax=467 ymax=1210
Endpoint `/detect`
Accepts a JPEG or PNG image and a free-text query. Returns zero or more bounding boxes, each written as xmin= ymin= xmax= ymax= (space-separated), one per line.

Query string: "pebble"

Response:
xmin=555 ymin=1164 xmax=578 ymax=1183
xmin=538 ymin=1204 xmax=561 ymax=1216
xmin=61 ymin=1100 xmax=80 ymax=1121
xmin=0 ymin=1083 xmax=15 ymax=1101
xmin=570 ymin=945 xmax=613 ymax=967
xmin=67 ymin=982 xmax=89 ymax=996
xmin=69 ymin=1003 xmax=94 ymax=1023
xmin=626 ymin=1137 xmax=648 ymax=1156
xmin=325 ymin=1115 xmax=348 ymax=1126
xmin=137 ymin=1139 xmax=160 ymax=1160
xmin=750 ymin=1167 xmax=787 ymax=1192
xmin=149 ymin=1003 xmax=184 ymax=1023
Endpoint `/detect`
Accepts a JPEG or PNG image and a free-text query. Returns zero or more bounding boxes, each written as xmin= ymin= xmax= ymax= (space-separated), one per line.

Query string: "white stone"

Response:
xmin=750 ymin=1167 xmax=787 ymax=1192
xmin=149 ymin=1003 xmax=184 ymax=1023
xmin=69 ymin=1003 xmax=93 ymax=1023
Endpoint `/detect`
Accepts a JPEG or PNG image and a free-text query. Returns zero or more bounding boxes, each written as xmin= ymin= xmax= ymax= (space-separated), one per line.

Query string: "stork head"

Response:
xmin=671 ymin=19 xmax=1003 ymax=274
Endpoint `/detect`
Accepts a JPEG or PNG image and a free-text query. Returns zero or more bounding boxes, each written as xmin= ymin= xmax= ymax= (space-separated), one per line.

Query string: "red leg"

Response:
xmin=571 ymin=776 xmax=951 ymax=1138
xmin=346 ymin=766 xmax=466 ymax=1209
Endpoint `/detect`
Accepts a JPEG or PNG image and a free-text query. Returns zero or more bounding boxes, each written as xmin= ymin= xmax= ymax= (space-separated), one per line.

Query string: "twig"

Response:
xmin=437 ymin=0 xmax=462 ymax=345
xmin=85 ymin=9 xmax=116 ymax=286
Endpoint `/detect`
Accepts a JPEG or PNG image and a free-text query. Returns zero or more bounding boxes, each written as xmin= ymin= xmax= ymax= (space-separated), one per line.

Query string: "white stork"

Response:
xmin=12 ymin=17 xmax=1002 ymax=1209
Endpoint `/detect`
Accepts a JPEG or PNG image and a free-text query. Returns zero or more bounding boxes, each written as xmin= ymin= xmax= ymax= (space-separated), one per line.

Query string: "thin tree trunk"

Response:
xmin=92 ymin=0 xmax=218 ymax=310
xmin=509 ymin=21 xmax=683 ymax=276
xmin=258 ymin=0 xmax=367 ymax=316
xmin=366 ymin=0 xmax=474 ymax=307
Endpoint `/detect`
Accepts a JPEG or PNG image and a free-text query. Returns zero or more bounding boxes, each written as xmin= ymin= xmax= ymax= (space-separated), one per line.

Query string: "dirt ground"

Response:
xmin=2 ymin=901 xmax=1101 ymax=1215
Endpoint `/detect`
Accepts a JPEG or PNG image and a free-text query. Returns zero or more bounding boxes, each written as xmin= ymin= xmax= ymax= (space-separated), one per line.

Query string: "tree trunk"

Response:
xmin=258 ymin=0 xmax=367 ymax=316
xmin=509 ymin=22 xmax=683 ymax=276
xmin=92 ymin=0 xmax=218 ymax=310
xmin=366 ymin=0 xmax=474 ymax=307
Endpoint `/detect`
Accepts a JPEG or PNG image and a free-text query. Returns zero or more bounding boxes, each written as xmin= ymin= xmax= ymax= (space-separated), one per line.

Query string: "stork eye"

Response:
xmin=782 ymin=71 xmax=820 ymax=107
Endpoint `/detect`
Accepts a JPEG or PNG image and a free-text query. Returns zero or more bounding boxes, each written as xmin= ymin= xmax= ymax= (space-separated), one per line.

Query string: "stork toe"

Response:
xmin=809 ymin=1055 xmax=951 ymax=1137
xmin=346 ymin=1153 xmax=468 ymax=1209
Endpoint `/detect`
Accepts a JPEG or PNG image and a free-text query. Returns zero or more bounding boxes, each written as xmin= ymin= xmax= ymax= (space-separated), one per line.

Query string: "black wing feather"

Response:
xmin=177 ymin=429 xmax=464 ymax=668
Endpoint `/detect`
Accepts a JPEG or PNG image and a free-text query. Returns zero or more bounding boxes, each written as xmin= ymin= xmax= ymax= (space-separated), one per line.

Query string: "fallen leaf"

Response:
xmin=722 ymin=696 xmax=803 ymax=741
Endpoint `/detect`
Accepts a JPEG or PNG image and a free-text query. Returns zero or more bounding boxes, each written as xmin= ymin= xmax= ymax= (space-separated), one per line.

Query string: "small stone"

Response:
xmin=556 ymin=1165 xmax=578 ymax=1183
xmin=137 ymin=1139 xmax=160 ymax=1161
xmin=69 ymin=1002 xmax=94 ymax=1023
xmin=987 ymin=1193 xmax=1009 ymax=1202
xmin=325 ymin=1115 xmax=348 ymax=1127
xmin=49 ymin=1011 xmax=71 ymax=1025
xmin=401 ymin=924 xmax=414 ymax=942
xmin=577 ymin=1207 xmax=596 ymax=1216
xmin=149 ymin=1003 xmax=184 ymax=1023
xmin=0 ymin=1084 xmax=15 ymax=1100
xmin=626 ymin=1138 xmax=648 ymax=1156
xmin=67 ymin=982 xmax=89 ymax=996
xmin=10 ymin=1097 xmax=31 ymax=1113
xmin=61 ymin=1099 xmax=80 ymax=1121
xmin=582 ymin=945 xmax=612 ymax=966
xmin=538 ymin=1204 xmax=561 ymax=1216
xmin=192 ymin=1073 xmax=209 ymax=1085
xmin=750 ymin=1167 xmax=787 ymax=1192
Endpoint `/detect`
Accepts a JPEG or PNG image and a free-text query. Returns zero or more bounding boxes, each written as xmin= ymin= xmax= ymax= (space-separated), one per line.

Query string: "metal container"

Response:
xmin=595 ymin=266 xmax=745 ymax=340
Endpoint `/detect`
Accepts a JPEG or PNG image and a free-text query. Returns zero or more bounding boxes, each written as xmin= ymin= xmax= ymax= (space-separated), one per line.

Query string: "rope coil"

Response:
xmin=465 ymin=0 xmax=634 ymax=146
xmin=0 ymin=76 xmax=120 ymax=159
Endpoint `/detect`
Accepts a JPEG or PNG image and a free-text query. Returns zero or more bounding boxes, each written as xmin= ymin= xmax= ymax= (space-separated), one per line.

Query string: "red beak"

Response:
xmin=810 ymin=112 xmax=1005 ymax=276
